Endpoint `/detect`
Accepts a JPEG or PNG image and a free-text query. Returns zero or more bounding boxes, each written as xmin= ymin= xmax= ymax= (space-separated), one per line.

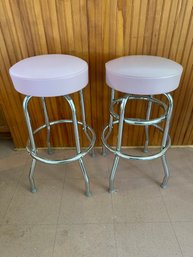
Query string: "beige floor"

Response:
xmin=0 ymin=139 xmax=193 ymax=257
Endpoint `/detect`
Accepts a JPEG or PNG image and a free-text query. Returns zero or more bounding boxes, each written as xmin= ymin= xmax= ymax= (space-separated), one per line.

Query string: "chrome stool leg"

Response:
xmin=109 ymin=155 xmax=120 ymax=193
xmin=102 ymin=89 xmax=115 ymax=156
xmin=109 ymin=96 xmax=128 ymax=193
xmin=29 ymin=159 xmax=37 ymax=193
xmin=144 ymin=95 xmax=152 ymax=153
xmin=41 ymin=97 xmax=52 ymax=154
xmin=79 ymin=158 xmax=91 ymax=196
xmin=79 ymin=90 xmax=95 ymax=157
xmin=102 ymin=114 xmax=113 ymax=156
xmin=161 ymin=155 xmax=169 ymax=188
xmin=160 ymin=93 xmax=173 ymax=188
xmin=23 ymin=96 xmax=37 ymax=193
xmin=64 ymin=95 xmax=91 ymax=197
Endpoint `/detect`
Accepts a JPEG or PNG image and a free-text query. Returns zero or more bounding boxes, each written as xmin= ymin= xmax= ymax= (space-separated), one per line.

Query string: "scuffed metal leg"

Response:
xmin=23 ymin=96 xmax=38 ymax=193
xmin=41 ymin=97 xmax=52 ymax=154
xmin=102 ymin=89 xmax=115 ymax=156
xmin=102 ymin=114 xmax=113 ymax=156
xmin=79 ymin=90 xmax=95 ymax=157
xmin=109 ymin=155 xmax=120 ymax=193
xmin=29 ymin=158 xmax=37 ymax=193
xmin=160 ymin=93 xmax=173 ymax=189
xmin=109 ymin=96 xmax=128 ymax=193
xmin=160 ymin=154 xmax=170 ymax=189
xmin=79 ymin=158 xmax=92 ymax=197
xmin=65 ymin=95 xmax=91 ymax=197
xmin=144 ymin=96 xmax=152 ymax=153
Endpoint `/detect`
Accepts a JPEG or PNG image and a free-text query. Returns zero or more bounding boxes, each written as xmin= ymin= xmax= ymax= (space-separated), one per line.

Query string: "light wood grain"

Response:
xmin=0 ymin=0 xmax=192 ymax=147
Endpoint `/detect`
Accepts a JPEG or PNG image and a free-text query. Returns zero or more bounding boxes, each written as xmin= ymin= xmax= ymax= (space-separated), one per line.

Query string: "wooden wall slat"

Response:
xmin=0 ymin=0 xmax=192 ymax=148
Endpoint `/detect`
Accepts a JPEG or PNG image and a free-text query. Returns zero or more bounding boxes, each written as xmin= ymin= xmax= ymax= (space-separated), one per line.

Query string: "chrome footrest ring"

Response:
xmin=101 ymin=120 xmax=171 ymax=161
xmin=26 ymin=119 xmax=96 ymax=164
xmin=110 ymin=95 xmax=168 ymax=126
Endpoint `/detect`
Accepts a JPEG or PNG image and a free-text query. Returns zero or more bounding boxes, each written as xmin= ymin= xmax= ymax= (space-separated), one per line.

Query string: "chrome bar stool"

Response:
xmin=101 ymin=55 xmax=183 ymax=192
xmin=9 ymin=54 xmax=95 ymax=196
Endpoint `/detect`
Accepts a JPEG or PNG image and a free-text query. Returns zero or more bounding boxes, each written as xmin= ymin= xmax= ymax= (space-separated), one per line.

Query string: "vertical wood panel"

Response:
xmin=0 ymin=0 xmax=192 ymax=148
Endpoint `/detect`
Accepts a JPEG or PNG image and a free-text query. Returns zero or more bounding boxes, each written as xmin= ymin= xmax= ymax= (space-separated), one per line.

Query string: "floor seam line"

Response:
xmin=2 ymin=158 xmax=28 ymax=224
xmin=51 ymin=167 xmax=66 ymax=257
xmin=160 ymin=189 xmax=184 ymax=257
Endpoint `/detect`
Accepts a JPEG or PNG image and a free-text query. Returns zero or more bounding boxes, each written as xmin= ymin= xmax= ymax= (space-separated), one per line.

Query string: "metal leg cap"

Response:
xmin=85 ymin=191 xmax=92 ymax=197
xmin=31 ymin=187 xmax=37 ymax=193
xmin=108 ymin=188 xmax=117 ymax=193
xmin=102 ymin=150 xmax=108 ymax=157
xmin=144 ymin=142 xmax=149 ymax=153
xmin=47 ymin=148 xmax=54 ymax=155
xmin=90 ymin=150 xmax=96 ymax=158
xmin=160 ymin=183 xmax=167 ymax=189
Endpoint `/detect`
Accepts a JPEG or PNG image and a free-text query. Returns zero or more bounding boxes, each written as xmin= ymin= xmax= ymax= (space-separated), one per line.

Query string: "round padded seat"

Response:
xmin=9 ymin=54 xmax=88 ymax=97
xmin=106 ymin=55 xmax=183 ymax=95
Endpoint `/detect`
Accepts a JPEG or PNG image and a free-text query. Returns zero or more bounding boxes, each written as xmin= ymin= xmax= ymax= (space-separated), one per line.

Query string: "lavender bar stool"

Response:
xmin=102 ymin=55 xmax=183 ymax=192
xmin=9 ymin=54 xmax=95 ymax=196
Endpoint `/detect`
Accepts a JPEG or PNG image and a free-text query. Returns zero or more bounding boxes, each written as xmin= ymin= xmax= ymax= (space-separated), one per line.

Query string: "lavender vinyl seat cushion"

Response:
xmin=106 ymin=55 xmax=183 ymax=95
xmin=9 ymin=54 xmax=88 ymax=97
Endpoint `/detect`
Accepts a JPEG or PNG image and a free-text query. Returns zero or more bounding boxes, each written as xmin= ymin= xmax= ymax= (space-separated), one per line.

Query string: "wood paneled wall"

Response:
xmin=0 ymin=103 xmax=9 ymax=133
xmin=0 ymin=0 xmax=193 ymax=148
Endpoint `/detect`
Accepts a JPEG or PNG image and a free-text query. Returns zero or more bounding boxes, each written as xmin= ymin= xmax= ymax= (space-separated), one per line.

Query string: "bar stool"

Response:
xmin=9 ymin=54 xmax=96 ymax=196
xmin=101 ymin=55 xmax=183 ymax=192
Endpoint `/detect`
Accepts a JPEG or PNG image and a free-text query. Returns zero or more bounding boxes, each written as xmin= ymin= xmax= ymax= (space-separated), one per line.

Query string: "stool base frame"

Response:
xmin=101 ymin=89 xmax=173 ymax=193
xmin=23 ymin=90 xmax=96 ymax=197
